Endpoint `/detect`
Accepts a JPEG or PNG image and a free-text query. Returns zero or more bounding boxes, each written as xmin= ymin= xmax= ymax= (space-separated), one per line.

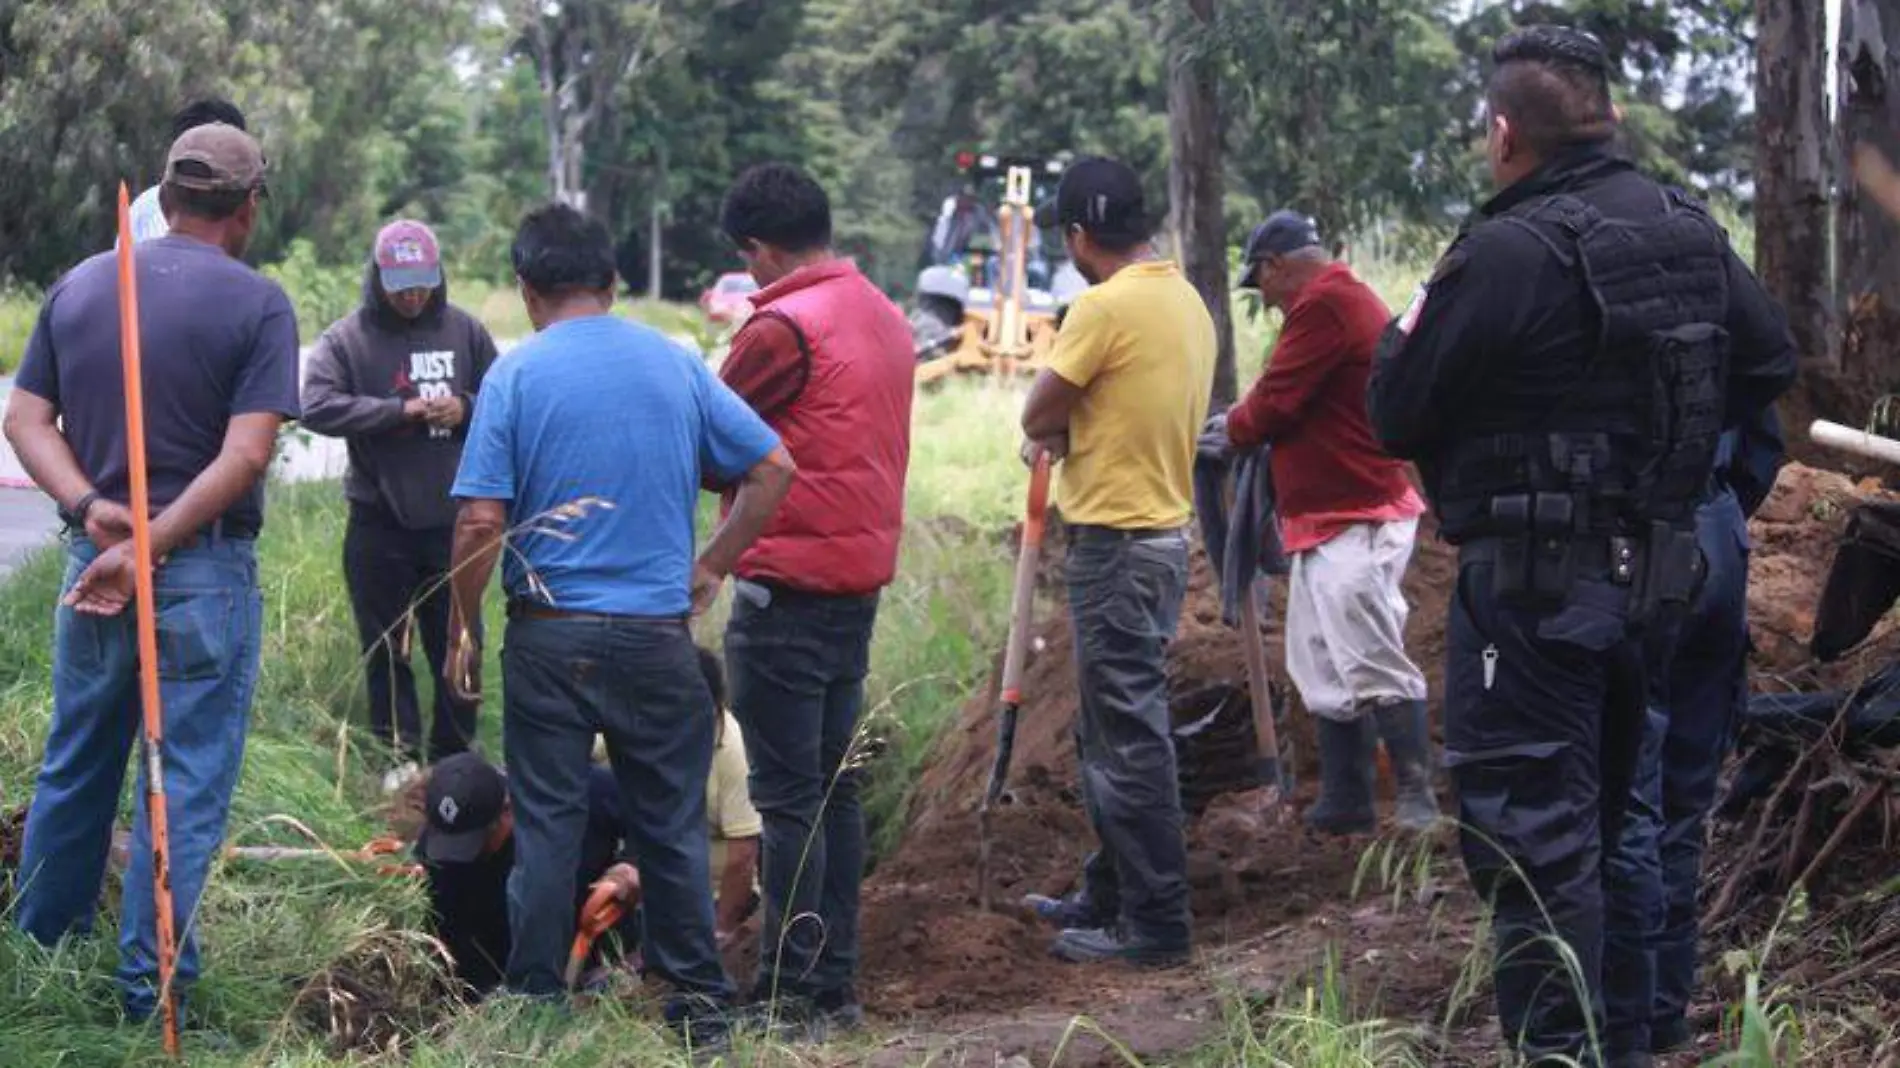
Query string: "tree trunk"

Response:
xmin=1840 ymin=0 xmax=1900 ymax=409
xmin=1168 ymin=0 xmax=1236 ymax=407
xmin=649 ymin=148 xmax=666 ymax=302
xmin=1756 ymin=0 xmax=1836 ymax=372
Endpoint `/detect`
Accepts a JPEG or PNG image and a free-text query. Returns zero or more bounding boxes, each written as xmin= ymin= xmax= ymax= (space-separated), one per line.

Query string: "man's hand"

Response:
xmin=1020 ymin=436 xmax=1067 ymax=468
xmin=597 ymin=862 xmax=642 ymax=904
xmin=445 ymin=623 xmax=482 ymax=704
xmin=690 ymin=561 xmax=724 ymax=616
xmin=64 ymin=542 xmax=137 ymax=616
xmin=84 ymin=499 xmax=135 ymax=550
xmin=403 ymin=397 xmax=431 ymax=421
xmin=424 ymin=395 xmax=467 ymax=430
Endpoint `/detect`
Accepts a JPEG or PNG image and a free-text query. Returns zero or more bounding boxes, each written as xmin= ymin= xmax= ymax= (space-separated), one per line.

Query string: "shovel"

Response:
xmin=566 ymin=874 xmax=639 ymax=990
xmin=978 ymin=450 xmax=1053 ymax=912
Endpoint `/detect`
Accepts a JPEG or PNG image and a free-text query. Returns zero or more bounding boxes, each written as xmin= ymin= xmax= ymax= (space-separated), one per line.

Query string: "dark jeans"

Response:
xmin=343 ymin=503 xmax=477 ymax=764
xmin=499 ymin=614 xmax=731 ymax=1008
xmin=1446 ymin=555 xmax=1662 ymax=1067
xmin=1604 ymin=491 xmax=1752 ymax=1053
xmin=725 ymin=579 xmax=878 ymax=1001
xmin=1065 ymin=527 xmax=1191 ymax=948
xmin=16 ymin=536 xmax=261 ymax=1018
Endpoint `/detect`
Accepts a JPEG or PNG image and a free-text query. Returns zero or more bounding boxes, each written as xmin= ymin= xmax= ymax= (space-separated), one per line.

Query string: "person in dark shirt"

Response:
xmin=417 ymin=752 xmax=637 ymax=997
xmin=5 ymin=122 xmax=299 ymax=1022
xmin=1367 ymin=27 xmax=1795 ymax=1068
xmin=302 ymin=220 xmax=500 ymax=790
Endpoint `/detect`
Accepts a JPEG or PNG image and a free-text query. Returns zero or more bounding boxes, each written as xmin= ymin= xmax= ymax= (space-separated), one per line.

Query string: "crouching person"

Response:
xmin=444 ymin=203 xmax=792 ymax=1045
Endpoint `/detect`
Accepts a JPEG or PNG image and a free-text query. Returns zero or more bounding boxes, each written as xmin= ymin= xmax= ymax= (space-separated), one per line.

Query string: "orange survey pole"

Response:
xmin=117 ymin=182 xmax=182 ymax=1058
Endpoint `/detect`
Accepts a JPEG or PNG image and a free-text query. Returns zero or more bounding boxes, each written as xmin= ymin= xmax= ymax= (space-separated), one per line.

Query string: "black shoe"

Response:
xmin=1304 ymin=716 xmax=1377 ymax=835
xmin=814 ymin=986 xmax=864 ymax=1029
xmin=1049 ymin=926 xmax=1189 ymax=968
xmin=1023 ymin=892 xmax=1111 ymax=930
xmin=1650 ymin=1017 xmax=1692 ymax=1054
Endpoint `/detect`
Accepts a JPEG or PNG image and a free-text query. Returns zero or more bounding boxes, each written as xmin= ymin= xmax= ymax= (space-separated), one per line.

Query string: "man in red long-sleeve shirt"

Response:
xmin=1227 ymin=211 xmax=1437 ymax=835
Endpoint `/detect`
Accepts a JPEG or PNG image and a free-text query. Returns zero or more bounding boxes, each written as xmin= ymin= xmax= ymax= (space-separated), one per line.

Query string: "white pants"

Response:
xmin=1283 ymin=518 xmax=1428 ymax=723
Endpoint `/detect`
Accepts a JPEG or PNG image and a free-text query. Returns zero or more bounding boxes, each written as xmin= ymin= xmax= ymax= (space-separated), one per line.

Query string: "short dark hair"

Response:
xmin=721 ymin=164 xmax=832 ymax=253
xmin=158 ymin=181 xmax=250 ymax=222
xmin=512 ymin=204 xmax=616 ymax=295
xmin=1487 ymin=26 xmax=1616 ymax=159
xmin=697 ymin=646 xmax=727 ymax=711
xmin=171 ymin=98 xmax=247 ymax=141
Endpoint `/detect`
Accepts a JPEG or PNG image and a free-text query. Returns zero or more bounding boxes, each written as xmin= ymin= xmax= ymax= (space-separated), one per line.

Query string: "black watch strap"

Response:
xmin=61 ymin=490 xmax=100 ymax=529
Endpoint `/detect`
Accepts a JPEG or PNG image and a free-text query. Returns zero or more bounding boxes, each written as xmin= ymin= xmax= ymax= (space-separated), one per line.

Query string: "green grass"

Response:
xmin=0 ymin=258 xmax=1831 ymax=1067
xmin=0 ymin=286 xmax=38 ymax=376
xmin=0 ymin=376 xmax=1025 ymax=1065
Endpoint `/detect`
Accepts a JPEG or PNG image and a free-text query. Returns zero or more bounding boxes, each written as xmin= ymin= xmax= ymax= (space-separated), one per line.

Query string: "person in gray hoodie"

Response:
xmin=302 ymin=220 xmax=499 ymax=790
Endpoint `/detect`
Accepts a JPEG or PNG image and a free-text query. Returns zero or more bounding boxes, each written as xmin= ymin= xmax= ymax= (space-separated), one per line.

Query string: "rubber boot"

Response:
xmin=1303 ymin=715 xmax=1377 ymax=835
xmin=1373 ymin=699 xmax=1440 ymax=831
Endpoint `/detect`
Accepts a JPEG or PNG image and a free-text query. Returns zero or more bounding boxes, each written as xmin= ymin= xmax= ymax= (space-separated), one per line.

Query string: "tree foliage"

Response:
xmin=0 ymin=0 xmax=1761 ymax=295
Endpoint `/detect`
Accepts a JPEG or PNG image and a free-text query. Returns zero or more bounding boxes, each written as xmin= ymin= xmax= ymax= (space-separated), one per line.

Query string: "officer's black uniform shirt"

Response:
xmin=1369 ymin=142 xmax=1798 ymax=492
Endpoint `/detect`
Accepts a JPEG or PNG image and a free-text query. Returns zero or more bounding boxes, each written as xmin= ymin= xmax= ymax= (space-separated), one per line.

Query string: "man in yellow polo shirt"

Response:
xmin=1020 ymin=156 xmax=1215 ymax=967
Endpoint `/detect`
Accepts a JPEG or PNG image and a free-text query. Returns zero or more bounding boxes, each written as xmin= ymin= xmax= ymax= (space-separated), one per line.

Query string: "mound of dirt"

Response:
xmin=862 ymin=460 xmax=1890 ymax=1050
xmin=1745 ymin=461 xmax=1900 ymax=689
xmin=860 ymin=520 xmax=1461 ymax=1024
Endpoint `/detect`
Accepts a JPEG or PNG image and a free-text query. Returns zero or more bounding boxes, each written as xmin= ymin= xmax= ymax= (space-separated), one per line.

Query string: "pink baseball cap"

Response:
xmin=374 ymin=220 xmax=443 ymax=292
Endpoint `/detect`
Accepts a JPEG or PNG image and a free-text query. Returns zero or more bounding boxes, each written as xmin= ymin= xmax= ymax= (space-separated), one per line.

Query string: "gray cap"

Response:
xmin=164 ymin=123 xmax=267 ymax=194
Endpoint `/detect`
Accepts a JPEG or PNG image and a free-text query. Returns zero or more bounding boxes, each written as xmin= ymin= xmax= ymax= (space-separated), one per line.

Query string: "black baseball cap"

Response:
xmin=419 ymin=753 xmax=507 ymax=863
xmin=1236 ymin=210 xmax=1322 ymax=290
xmin=1033 ymin=157 xmax=1150 ymax=242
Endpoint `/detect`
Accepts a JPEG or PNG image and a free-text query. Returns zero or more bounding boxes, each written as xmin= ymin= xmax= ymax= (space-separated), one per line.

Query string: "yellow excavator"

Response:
xmin=911 ymin=152 xmax=1085 ymax=385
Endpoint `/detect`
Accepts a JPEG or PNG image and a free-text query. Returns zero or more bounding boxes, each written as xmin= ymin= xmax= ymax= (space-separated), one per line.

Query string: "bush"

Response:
xmin=0 ymin=285 xmax=42 ymax=375
xmin=264 ymin=241 xmax=364 ymax=342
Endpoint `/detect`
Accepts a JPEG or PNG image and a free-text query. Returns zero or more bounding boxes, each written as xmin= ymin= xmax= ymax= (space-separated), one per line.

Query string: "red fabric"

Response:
xmin=1227 ymin=263 xmax=1421 ymax=532
xmin=720 ymin=259 xmax=914 ymax=595
xmin=1278 ymin=491 xmax=1426 ymax=555
xmin=719 ymin=313 xmax=807 ymax=422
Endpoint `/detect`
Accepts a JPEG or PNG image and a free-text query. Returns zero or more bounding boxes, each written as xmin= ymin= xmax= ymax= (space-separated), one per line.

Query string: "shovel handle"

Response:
xmin=1000 ymin=453 xmax=1053 ymax=701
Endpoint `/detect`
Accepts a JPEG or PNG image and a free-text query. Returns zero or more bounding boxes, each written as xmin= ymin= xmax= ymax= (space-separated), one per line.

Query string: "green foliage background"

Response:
xmin=0 ymin=0 xmax=1757 ymax=310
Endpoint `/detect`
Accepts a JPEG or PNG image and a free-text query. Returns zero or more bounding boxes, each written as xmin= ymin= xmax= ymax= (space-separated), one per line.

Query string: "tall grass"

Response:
xmin=0 ymin=286 xmax=38 ymax=376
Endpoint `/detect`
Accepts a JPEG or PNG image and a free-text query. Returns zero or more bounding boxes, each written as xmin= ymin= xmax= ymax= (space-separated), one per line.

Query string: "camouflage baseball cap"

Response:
xmin=164 ymin=123 xmax=267 ymax=194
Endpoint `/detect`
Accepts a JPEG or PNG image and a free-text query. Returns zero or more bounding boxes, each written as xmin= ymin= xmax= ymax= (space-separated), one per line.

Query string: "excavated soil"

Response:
xmin=854 ymin=461 xmax=1891 ymax=1064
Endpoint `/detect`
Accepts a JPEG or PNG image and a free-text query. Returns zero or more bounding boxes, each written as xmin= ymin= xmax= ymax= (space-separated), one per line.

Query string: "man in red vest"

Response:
xmin=716 ymin=163 xmax=915 ymax=1037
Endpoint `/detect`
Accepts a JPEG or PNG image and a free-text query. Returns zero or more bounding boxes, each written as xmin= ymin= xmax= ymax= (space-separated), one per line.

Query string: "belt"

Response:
xmin=505 ymin=599 xmax=684 ymax=625
xmin=1458 ymin=535 xmax=1638 ymax=582
xmin=1068 ymin=523 xmax=1189 ymax=544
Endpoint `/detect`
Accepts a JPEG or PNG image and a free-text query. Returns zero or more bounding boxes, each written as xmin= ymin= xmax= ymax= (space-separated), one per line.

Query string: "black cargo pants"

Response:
xmin=1445 ymin=549 xmax=1667 ymax=1067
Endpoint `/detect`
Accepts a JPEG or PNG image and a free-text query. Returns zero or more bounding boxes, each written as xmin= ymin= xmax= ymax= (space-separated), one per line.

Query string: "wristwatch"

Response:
xmin=58 ymin=490 xmax=100 ymax=531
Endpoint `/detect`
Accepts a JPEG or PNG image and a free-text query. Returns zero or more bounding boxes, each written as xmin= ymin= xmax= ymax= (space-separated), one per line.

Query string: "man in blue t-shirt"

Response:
xmin=4 ymin=122 xmax=298 ymax=1021
xmin=446 ymin=203 xmax=792 ymax=1043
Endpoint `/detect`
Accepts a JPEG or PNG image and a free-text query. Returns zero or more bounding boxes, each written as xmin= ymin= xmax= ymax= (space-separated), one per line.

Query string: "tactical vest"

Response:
xmin=1435 ymin=188 xmax=1732 ymax=541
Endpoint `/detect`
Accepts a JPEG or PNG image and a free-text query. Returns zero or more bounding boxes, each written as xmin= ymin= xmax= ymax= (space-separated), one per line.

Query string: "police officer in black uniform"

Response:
xmin=1368 ymin=26 xmax=1796 ymax=1068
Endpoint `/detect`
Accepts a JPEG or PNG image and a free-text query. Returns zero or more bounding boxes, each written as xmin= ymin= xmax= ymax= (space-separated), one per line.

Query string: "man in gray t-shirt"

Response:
xmin=4 ymin=122 xmax=298 ymax=1023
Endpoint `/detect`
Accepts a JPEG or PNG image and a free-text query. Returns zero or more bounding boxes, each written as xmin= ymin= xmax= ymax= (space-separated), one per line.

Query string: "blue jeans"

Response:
xmin=1602 ymin=706 xmax=1667 ymax=1059
xmin=499 ymin=613 xmax=732 ymax=1008
xmin=1066 ymin=528 xmax=1192 ymax=948
xmin=725 ymin=580 xmax=878 ymax=1001
xmin=15 ymin=536 xmax=262 ymax=1018
xmin=1604 ymin=491 xmax=1751 ymax=1054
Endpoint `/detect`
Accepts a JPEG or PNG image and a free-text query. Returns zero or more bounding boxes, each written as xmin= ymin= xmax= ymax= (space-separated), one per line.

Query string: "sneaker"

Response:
xmin=381 ymin=761 xmax=422 ymax=795
xmin=1022 ymin=892 xmax=1110 ymax=930
xmin=1049 ymin=926 xmax=1189 ymax=968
